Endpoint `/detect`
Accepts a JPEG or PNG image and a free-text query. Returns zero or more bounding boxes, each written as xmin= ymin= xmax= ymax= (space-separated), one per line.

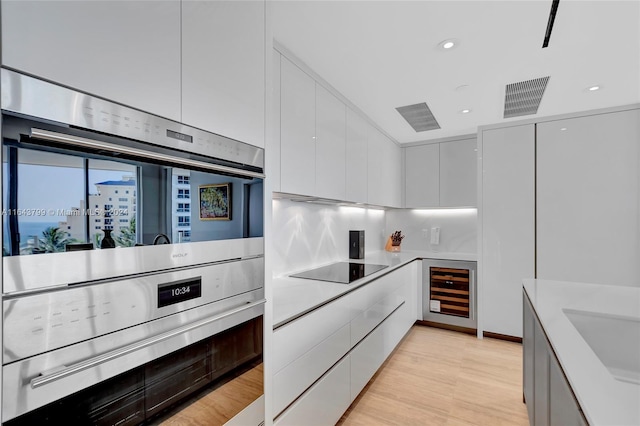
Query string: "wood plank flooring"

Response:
xmin=157 ymin=363 xmax=263 ymax=426
xmin=154 ymin=325 xmax=527 ymax=425
xmin=338 ymin=325 xmax=529 ymax=426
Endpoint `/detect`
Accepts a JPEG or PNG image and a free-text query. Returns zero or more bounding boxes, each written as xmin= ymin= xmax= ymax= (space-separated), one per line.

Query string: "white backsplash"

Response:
xmin=272 ymin=200 xmax=477 ymax=276
xmin=384 ymin=208 xmax=477 ymax=253
xmin=272 ymin=199 xmax=386 ymax=277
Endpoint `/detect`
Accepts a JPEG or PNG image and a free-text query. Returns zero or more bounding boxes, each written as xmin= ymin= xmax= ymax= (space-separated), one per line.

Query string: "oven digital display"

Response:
xmin=158 ymin=277 xmax=202 ymax=308
xmin=166 ymin=129 xmax=193 ymax=143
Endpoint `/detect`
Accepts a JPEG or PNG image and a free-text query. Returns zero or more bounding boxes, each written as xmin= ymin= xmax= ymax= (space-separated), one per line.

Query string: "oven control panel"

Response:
xmin=2 ymin=257 xmax=263 ymax=364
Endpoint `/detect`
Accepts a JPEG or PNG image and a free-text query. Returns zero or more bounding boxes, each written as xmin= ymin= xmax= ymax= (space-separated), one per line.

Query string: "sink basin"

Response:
xmin=563 ymin=308 xmax=640 ymax=385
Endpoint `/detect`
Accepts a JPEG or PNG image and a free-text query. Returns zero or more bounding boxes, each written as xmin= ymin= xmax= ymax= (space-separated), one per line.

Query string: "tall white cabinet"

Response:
xmin=1 ymin=0 xmax=182 ymax=121
xmin=536 ymin=109 xmax=640 ymax=286
xmin=480 ymin=124 xmax=535 ymax=338
xmin=480 ymin=106 xmax=640 ymax=338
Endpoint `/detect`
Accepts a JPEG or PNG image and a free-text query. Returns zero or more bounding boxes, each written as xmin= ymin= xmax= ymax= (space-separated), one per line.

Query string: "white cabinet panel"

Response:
xmin=350 ymin=315 xmax=386 ymax=402
xmin=1 ymin=0 xmax=181 ymax=121
xmin=279 ymin=57 xmax=316 ymax=196
xmin=273 ymin=324 xmax=350 ymax=416
xmin=273 ymin=294 xmax=351 ymax=373
xmin=440 ymin=138 xmax=477 ymax=207
xmin=368 ymin=129 xmax=401 ymax=207
xmin=345 ymin=108 xmax=368 ymax=203
xmin=481 ymin=125 xmax=535 ymax=338
xmin=405 ymin=144 xmax=439 ymax=208
xmin=536 ymin=110 xmax=640 ymax=286
xmin=182 ymin=0 xmax=265 ymax=147
xmin=350 ymin=275 xmax=415 ymax=403
xmin=271 ymin=50 xmax=282 ymax=192
xmin=275 ymin=355 xmax=351 ymax=426
xmin=315 ymin=84 xmax=346 ymax=200
xmin=350 ymin=283 xmax=403 ymax=347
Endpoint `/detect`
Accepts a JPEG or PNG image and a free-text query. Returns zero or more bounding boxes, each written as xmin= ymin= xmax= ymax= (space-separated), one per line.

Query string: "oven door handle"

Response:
xmin=29 ymin=128 xmax=265 ymax=180
xmin=30 ymin=299 xmax=266 ymax=389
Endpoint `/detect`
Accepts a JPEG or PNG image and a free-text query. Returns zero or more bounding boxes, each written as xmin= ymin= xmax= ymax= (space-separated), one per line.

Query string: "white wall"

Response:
xmin=272 ymin=200 xmax=386 ymax=276
xmin=385 ymin=208 xmax=477 ymax=254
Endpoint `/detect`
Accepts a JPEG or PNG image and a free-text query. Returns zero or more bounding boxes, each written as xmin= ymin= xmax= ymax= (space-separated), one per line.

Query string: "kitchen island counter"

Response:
xmin=523 ymin=279 xmax=640 ymax=426
xmin=273 ymin=250 xmax=475 ymax=328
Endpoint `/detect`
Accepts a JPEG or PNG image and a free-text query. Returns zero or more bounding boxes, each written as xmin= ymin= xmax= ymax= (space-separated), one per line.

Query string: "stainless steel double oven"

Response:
xmin=0 ymin=69 xmax=265 ymax=424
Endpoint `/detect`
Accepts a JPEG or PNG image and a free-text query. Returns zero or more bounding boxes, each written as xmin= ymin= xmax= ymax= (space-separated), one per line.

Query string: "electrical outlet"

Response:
xmin=422 ymin=229 xmax=429 ymax=239
xmin=430 ymin=227 xmax=440 ymax=245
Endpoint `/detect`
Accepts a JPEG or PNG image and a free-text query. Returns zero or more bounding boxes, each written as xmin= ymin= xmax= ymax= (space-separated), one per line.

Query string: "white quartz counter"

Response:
xmin=272 ymin=250 xmax=476 ymax=328
xmin=523 ymin=279 xmax=640 ymax=426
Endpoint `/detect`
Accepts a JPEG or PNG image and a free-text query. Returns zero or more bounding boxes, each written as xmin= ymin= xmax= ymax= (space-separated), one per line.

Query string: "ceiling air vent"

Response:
xmin=396 ymin=102 xmax=440 ymax=132
xmin=504 ymin=76 xmax=550 ymax=118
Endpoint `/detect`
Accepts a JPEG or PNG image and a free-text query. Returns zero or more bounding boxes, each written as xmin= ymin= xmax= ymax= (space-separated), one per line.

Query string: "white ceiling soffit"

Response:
xmin=396 ymin=102 xmax=441 ymax=132
xmin=504 ymin=76 xmax=550 ymax=118
xmin=271 ymin=1 xmax=640 ymax=144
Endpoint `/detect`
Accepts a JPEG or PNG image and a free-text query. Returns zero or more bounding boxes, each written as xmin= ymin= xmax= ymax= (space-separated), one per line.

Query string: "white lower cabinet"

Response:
xmin=273 ymin=262 xmax=417 ymax=423
xmin=273 ymin=324 xmax=350 ymax=416
xmin=274 ymin=356 xmax=351 ymax=426
xmin=350 ymin=316 xmax=386 ymax=402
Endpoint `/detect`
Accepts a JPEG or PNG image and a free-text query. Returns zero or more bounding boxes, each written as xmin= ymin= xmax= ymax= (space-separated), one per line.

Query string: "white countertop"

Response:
xmin=523 ymin=279 xmax=640 ymax=426
xmin=272 ymin=250 xmax=476 ymax=328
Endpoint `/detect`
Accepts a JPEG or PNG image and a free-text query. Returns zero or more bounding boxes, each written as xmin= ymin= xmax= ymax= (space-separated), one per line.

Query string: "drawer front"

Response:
xmin=273 ymin=296 xmax=352 ymax=373
xmin=275 ymin=355 xmax=351 ymax=426
xmin=351 ymin=289 xmax=404 ymax=346
xmin=350 ymin=317 xmax=386 ymax=402
xmin=273 ymin=323 xmax=350 ymax=416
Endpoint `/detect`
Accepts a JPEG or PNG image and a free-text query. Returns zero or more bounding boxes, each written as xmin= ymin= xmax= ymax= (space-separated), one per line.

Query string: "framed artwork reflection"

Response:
xmin=199 ymin=183 xmax=231 ymax=220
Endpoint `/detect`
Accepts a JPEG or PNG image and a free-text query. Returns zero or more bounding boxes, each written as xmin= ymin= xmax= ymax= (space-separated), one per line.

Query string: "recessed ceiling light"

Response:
xmin=438 ymin=39 xmax=459 ymax=50
xmin=455 ymin=84 xmax=470 ymax=92
xmin=588 ymin=85 xmax=601 ymax=91
xmin=460 ymin=109 xmax=471 ymax=114
xmin=560 ymin=127 xmax=567 ymax=131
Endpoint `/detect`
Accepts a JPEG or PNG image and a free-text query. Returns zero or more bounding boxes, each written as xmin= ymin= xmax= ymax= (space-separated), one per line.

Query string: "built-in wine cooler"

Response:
xmin=422 ymin=259 xmax=477 ymax=331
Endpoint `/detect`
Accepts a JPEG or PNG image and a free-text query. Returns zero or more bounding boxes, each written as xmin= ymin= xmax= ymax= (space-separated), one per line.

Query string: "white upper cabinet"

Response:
xmin=368 ymin=129 xmax=401 ymax=207
xmin=181 ymin=0 xmax=265 ymax=147
xmin=1 ymin=0 xmax=181 ymax=121
xmin=481 ymin=124 xmax=535 ymax=338
xmin=536 ymin=109 xmax=640 ymax=286
xmin=439 ymin=138 xmax=477 ymax=207
xmin=404 ymin=137 xmax=477 ymax=208
xmin=280 ymin=57 xmax=316 ymax=196
xmin=276 ymin=50 xmax=400 ymax=206
xmin=345 ymin=108 xmax=368 ymax=204
xmin=315 ymin=84 xmax=346 ymax=200
xmin=404 ymin=144 xmax=439 ymax=208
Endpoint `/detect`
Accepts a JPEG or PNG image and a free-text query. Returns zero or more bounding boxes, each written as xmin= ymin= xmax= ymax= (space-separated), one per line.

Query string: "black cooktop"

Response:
xmin=290 ymin=262 xmax=388 ymax=284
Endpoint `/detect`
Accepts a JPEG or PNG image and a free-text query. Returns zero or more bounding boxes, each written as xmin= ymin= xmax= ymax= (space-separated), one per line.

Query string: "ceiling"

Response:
xmin=271 ymin=0 xmax=640 ymax=144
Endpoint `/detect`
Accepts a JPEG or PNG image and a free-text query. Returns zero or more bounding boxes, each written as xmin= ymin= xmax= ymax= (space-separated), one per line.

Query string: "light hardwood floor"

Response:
xmin=338 ymin=325 xmax=529 ymax=426
xmin=158 ymin=363 xmax=263 ymax=426
xmin=157 ymin=325 xmax=528 ymax=425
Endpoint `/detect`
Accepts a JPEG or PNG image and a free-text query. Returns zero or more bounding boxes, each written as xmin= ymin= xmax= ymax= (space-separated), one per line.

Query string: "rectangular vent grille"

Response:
xmin=396 ymin=102 xmax=441 ymax=132
xmin=504 ymin=76 xmax=550 ymax=118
